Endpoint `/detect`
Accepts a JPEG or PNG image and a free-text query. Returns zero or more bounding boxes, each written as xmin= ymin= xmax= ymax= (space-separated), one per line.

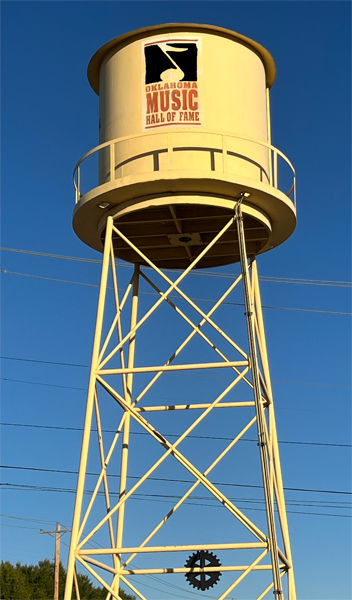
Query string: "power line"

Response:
xmin=1 ymin=247 xmax=351 ymax=288
xmin=1 ymin=358 xmax=350 ymax=389
xmin=58 ymin=526 xmax=210 ymax=600
xmin=0 ymin=520 xmax=216 ymax=600
xmin=1 ymin=377 xmax=87 ymax=391
xmin=1 ymin=465 xmax=351 ymax=496
xmin=1 ymin=482 xmax=350 ymax=518
xmin=0 ymin=247 xmax=103 ymax=265
xmin=2 ymin=270 xmax=99 ymax=289
xmin=2 ymin=269 xmax=351 ymax=316
xmin=0 ymin=513 xmax=57 ymax=525
xmin=1 ymin=374 xmax=351 ymax=418
xmin=0 ymin=356 xmax=88 ymax=368
xmin=1 ymin=422 xmax=350 ymax=448
xmin=127 ymin=575 xmax=218 ymax=600
xmin=1 ymin=375 xmax=351 ymax=418
xmin=0 ymin=512 xmax=212 ymax=600
xmin=1 ymin=523 xmax=42 ymax=530
xmin=0 ymin=517 xmax=203 ymax=600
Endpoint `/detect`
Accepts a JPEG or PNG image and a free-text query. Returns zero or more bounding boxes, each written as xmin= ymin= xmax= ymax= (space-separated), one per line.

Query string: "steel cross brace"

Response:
xmin=65 ymin=214 xmax=296 ymax=600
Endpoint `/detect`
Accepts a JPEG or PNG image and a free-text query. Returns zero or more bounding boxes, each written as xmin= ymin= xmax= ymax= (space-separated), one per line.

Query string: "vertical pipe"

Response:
xmin=64 ymin=217 xmax=114 ymax=600
xmin=113 ymin=264 xmax=140 ymax=595
xmin=266 ymin=88 xmax=273 ymax=186
xmin=251 ymin=264 xmax=275 ymax=518
xmin=252 ymin=262 xmax=296 ymax=599
xmin=235 ymin=199 xmax=284 ymax=598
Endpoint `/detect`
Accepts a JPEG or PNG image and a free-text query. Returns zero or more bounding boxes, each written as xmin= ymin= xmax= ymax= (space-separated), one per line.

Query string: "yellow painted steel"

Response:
xmin=96 ymin=27 xmax=268 ymax=147
xmin=72 ymin=24 xmax=296 ymax=268
xmin=65 ymin=215 xmax=296 ymax=599
xmin=80 ymin=542 xmax=267 ymax=555
xmin=66 ymin=24 xmax=296 ymax=600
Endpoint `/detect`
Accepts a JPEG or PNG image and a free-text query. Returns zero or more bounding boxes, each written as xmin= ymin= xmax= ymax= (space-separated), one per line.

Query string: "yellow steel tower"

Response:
xmin=65 ymin=24 xmax=296 ymax=600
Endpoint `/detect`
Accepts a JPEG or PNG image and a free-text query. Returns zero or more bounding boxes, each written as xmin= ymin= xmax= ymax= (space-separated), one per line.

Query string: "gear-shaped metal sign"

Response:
xmin=185 ymin=550 xmax=222 ymax=591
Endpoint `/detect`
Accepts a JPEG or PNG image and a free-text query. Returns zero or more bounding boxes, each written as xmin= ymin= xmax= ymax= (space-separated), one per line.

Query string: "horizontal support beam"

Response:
xmin=135 ymin=402 xmax=256 ymax=412
xmin=80 ymin=556 xmax=282 ymax=576
xmin=79 ymin=542 xmax=267 ymax=556
xmin=98 ymin=361 xmax=249 ymax=375
xmin=120 ymin=565 xmax=278 ymax=575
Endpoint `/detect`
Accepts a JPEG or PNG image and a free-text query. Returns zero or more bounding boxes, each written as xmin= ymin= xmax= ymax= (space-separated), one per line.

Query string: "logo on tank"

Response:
xmin=143 ymin=38 xmax=202 ymax=129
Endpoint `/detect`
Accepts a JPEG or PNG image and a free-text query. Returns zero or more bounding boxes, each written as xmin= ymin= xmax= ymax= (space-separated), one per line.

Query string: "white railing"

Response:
xmin=73 ymin=130 xmax=296 ymax=207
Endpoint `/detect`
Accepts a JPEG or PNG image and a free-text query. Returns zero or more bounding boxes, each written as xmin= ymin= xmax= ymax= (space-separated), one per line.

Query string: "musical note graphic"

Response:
xmin=158 ymin=43 xmax=188 ymax=83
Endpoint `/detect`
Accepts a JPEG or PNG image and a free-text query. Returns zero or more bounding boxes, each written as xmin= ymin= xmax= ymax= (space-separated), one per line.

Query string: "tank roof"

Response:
xmin=87 ymin=23 xmax=276 ymax=94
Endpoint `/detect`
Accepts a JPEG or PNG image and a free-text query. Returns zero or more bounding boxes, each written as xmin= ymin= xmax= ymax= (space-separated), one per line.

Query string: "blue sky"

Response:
xmin=1 ymin=2 xmax=351 ymax=600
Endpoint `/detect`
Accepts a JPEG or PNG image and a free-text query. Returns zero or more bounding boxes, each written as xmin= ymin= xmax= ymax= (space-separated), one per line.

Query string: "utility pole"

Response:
xmin=40 ymin=523 xmax=71 ymax=600
xmin=54 ymin=524 xmax=60 ymax=600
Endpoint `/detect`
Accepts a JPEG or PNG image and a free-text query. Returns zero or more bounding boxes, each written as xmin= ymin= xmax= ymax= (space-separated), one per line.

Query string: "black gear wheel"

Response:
xmin=185 ymin=550 xmax=222 ymax=591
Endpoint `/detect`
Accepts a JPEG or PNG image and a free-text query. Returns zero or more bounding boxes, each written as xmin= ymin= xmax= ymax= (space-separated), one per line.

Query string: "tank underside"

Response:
xmin=73 ymin=172 xmax=296 ymax=269
xmin=102 ymin=202 xmax=269 ymax=269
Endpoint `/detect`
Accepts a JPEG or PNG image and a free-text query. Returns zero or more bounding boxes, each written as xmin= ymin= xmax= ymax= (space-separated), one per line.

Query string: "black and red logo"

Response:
xmin=145 ymin=42 xmax=198 ymax=84
xmin=143 ymin=39 xmax=201 ymax=129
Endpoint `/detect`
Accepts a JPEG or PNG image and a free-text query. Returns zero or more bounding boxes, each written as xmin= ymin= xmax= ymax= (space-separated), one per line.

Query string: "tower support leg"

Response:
xmin=251 ymin=260 xmax=296 ymax=600
xmin=64 ymin=218 xmax=114 ymax=600
xmin=236 ymin=200 xmax=282 ymax=596
xmin=64 ymin=211 xmax=295 ymax=600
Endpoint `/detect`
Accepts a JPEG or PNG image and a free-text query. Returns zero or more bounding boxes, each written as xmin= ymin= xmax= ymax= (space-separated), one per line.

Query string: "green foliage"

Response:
xmin=0 ymin=562 xmax=32 ymax=600
xmin=0 ymin=560 xmax=135 ymax=600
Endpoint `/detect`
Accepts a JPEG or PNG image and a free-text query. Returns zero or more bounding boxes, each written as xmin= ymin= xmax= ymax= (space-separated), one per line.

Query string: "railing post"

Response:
xmin=72 ymin=132 xmax=295 ymax=210
xmin=110 ymin=142 xmax=115 ymax=182
xmin=77 ymin=166 xmax=81 ymax=202
xmin=273 ymin=151 xmax=278 ymax=189
xmin=294 ymin=175 xmax=297 ymax=208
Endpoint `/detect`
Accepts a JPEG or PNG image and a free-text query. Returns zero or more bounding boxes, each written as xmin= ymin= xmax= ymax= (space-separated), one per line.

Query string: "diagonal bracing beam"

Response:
xmin=65 ymin=213 xmax=296 ymax=600
xmin=76 ymin=368 xmax=267 ymax=550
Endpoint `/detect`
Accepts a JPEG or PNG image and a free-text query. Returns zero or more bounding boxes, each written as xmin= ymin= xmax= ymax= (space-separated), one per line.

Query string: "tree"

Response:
xmin=0 ymin=560 xmax=135 ymax=600
xmin=0 ymin=562 xmax=32 ymax=600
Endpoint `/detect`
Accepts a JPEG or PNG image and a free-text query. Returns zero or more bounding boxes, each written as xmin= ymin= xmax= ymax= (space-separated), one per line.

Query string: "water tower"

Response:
xmin=65 ymin=24 xmax=296 ymax=600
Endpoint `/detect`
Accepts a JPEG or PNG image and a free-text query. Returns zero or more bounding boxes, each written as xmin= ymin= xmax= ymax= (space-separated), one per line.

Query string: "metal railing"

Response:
xmin=73 ymin=130 xmax=296 ymax=207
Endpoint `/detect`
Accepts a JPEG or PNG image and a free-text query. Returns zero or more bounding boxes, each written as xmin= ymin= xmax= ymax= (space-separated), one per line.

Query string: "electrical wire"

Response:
xmin=1 ymin=465 xmax=351 ymax=496
xmin=1 ymin=523 xmax=41 ymax=530
xmin=0 ymin=518 xmax=200 ymax=600
xmin=2 ymin=270 xmax=99 ymax=289
xmin=0 ymin=513 xmax=57 ymax=525
xmin=0 ymin=376 xmax=351 ymax=419
xmin=1 ymin=483 xmax=350 ymax=518
xmin=1 ymin=247 xmax=351 ymax=288
xmin=0 ymin=512 xmax=217 ymax=600
xmin=0 ymin=519 xmax=210 ymax=599
xmin=57 ymin=527 xmax=215 ymax=600
xmin=0 ymin=356 xmax=88 ymax=368
xmin=1 ymin=377 xmax=87 ymax=391
xmin=2 ymin=269 xmax=351 ymax=315
xmin=1 ymin=358 xmax=350 ymax=389
xmin=1 ymin=421 xmax=350 ymax=448
xmin=1 ymin=246 xmax=351 ymax=582
xmin=60 ymin=528 xmax=218 ymax=600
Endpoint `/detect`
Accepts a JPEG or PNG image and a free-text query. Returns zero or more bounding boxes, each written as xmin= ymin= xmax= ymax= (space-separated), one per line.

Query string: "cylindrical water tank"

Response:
xmin=73 ymin=24 xmax=296 ymax=269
